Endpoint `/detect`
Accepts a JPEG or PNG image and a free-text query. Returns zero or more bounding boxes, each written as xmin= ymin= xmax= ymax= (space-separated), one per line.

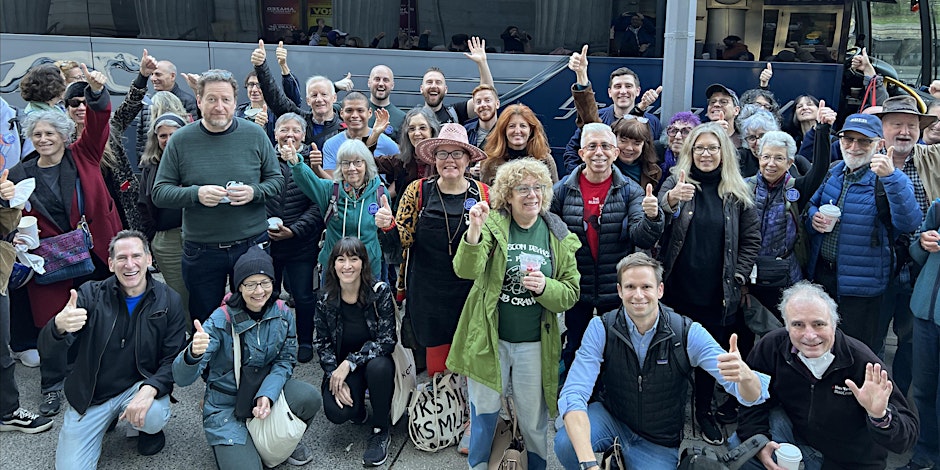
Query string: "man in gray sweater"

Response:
xmin=152 ymin=69 xmax=283 ymax=323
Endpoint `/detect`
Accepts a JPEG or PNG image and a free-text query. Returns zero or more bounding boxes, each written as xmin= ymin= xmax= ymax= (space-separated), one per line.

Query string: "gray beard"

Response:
xmin=843 ymin=154 xmax=871 ymax=170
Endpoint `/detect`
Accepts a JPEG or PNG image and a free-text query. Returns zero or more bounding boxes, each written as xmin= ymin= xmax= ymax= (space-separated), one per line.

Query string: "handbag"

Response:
xmin=408 ymin=371 xmax=467 ymax=452
xmin=488 ymin=396 xmax=527 ymax=470
xmin=33 ymin=180 xmax=94 ymax=285
xmin=234 ymin=362 xmax=272 ymax=420
xmin=373 ymin=282 xmax=416 ymax=426
xmin=229 ymin=308 xmax=306 ymax=468
xmin=754 ymin=255 xmax=790 ymax=288
xmin=600 ymin=436 xmax=625 ymax=470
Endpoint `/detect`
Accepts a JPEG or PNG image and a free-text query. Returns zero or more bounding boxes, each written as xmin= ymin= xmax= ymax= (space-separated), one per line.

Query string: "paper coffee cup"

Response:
xmin=818 ymin=204 xmax=842 ymax=233
xmin=267 ymin=217 xmax=283 ymax=230
xmin=774 ymin=443 xmax=802 ymax=470
xmin=17 ymin=216 xmax=40 ymax=249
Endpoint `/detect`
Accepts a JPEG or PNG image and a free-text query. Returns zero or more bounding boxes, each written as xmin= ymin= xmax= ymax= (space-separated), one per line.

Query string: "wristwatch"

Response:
xmin=579 ymin=461 xmax=599 ymax=470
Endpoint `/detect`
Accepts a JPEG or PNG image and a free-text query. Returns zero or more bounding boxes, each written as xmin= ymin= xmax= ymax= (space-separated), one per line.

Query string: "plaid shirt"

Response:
xmin=821 ymin=167 xmax=867 ymax=263
xmin=900 ymin=151 xmax=929 ymax=244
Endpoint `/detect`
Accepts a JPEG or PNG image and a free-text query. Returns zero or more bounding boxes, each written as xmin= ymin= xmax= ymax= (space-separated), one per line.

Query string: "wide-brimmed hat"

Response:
xmin=415 ymin=123 xmax=487 ymax=165
xmin=875 ymin=96 xmax=938 ymax=130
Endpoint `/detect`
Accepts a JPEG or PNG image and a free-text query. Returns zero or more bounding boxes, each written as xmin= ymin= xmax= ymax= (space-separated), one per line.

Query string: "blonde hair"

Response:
xmin=149 ymin=92 xmax=188 ymax=121
xmin=490 ymin=158 xmax=553 ymax=215
xmin=671 ymin=123 xmax=753 ymax=206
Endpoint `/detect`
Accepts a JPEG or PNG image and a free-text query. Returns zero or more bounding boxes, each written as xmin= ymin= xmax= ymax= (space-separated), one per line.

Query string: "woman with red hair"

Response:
xmin=480 ymin=104 xmax=558 ymax=185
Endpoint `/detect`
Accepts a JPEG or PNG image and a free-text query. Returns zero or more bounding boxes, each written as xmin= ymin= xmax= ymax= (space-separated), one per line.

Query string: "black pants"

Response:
xmin=322 ymin=356 xmax=394 ymax=430
xmin=0 ymin=294 xmax=19 ymax=416
xmin=813 ymin=259 xmax=883 ymax=350
xmin=562 ymin=300 xmax=619 ymax=372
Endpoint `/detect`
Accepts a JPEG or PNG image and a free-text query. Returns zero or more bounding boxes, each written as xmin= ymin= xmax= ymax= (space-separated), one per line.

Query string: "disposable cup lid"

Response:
xmin=775 ymin=443 xmax=802 ymax=461
xmin=819 ymin=204 xmax=841 ymax=217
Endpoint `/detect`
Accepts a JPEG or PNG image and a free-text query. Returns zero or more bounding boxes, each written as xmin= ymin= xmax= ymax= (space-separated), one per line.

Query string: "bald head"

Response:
xmin=151 ymin=61 xmax=177 ymax=91
xmin=368 ymin=65 xmax=395 ymax=104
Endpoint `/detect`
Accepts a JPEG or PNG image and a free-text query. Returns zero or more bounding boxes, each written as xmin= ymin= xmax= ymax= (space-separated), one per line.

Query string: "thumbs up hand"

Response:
xmin=717 ymin=333 xmax=753 ymax=383
xmin=307 ymin=143 xmax=323 ymax=168
xmin=568 ymin=45 xmax=589 ymax=85
xmin=375 ymin=194 xmax=394 ymax=229
xmin=253 ymin=104 xmax=268 ymax=127
xmin=55 ymin=289 xmax=88 ymax=334
xmin=251 ymin=39 xmax=266 ymax=66
xmin=759 ymin=63 xmax=773 ymax=88
xmin=642 ymin=183 xmax=659 ymax=218
xmin=870 ymin=146 xmax=896 ymax=177
xmin=667 ymin=169 xmax=696 ymax=207
xmin=334 ymin=73 xmax=354 ymax=92
xmin=815 ymin=99 xmax=836 ymax=126
xmin=190 ymin=319 xmax=210 ymax=357
xmin=639 ymin=85 xmax=663 ymax=111
xmin=82 ymin=64 xmax=107 ymax=92
xmin=852 ymin=47 xmax=876 ymax=76
xmin=139 ymin=49 xmax=158 ymax=77
xmin=714 ymin=109 xmax=730 ymax=133
xmin=0 ymin=169 xmax=13 ymax=201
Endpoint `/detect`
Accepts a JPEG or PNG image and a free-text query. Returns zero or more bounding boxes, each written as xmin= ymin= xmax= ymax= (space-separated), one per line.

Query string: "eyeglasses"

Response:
xmin=759 ymin=154 xmax=789 ymax=164
xmin=837 ymin=134 xmax=878 ymax=147
xmin=66 ymin=98 xmax=86 ymax=108
xmin=340 ymin=160 xmax=365 ymax=169
xmin=744 ymin=134 xmax=765 ymax=143
xmin=513 ymin=184 xmax=546 ymax=196
xmin=621 ymin=114 xmax=649 ymax=124
xmin=434 ymin=149 xmax=467 ymax=160
xmin=692 ymin=145 xmax=721 ymax=155
xmin=708 ymin=98 xmax=733 ymax=107
xmin=245 ymin=82 xmax=261 ymax=89
xmin=584 ymin=142 xmax=615 ymax=152
xmin=666 ymin=127 xmax=692 ymax=137
xmin=242 ymin=280 xmax=273 ymax=291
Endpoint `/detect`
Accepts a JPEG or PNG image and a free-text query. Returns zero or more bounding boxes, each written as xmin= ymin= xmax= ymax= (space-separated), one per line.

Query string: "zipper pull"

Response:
xmin=120 ymin=338 xmax=125 ymax=349
xmin=638 ymin=375 xmax=643 ymax=392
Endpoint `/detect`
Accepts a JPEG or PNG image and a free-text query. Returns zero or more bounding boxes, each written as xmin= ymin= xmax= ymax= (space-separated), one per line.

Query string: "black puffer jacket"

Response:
xmin=314 ymin=281 xmax=396 ymax=378
xmin=265 ymin=147 xmax=324 ymax=260
xmin=550 ymin=165 xmax=663 ymax=306
xmin=38 ymin=275 xmax=187 ymax=415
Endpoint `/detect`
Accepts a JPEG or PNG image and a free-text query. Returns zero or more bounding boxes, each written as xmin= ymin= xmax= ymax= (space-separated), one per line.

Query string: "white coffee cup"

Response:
xmin=267 ymin=217 xmax=283 ymax=231
xmin=818 ymin=204 xmax=842 ymax=233
xmin=774 ymin=443 xmax=803 ymax=470
xmin=17 ymin=216 xmax=40 ymax=249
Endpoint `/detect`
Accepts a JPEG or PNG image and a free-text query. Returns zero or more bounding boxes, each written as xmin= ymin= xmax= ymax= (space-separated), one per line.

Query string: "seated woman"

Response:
xmin=314 ymin=237 xmax=396 ymax=467
xmin=448 ymin=159 xmax=581 ymax=470
xmin=480 ymin=104 xmax=559 ymax=185
xmin=173 ymin=247 xmax=321 ymax=470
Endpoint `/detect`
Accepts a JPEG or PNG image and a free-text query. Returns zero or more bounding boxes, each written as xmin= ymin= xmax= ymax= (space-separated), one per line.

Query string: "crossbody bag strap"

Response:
xmin=230 ymin=309 xmax=241 ymax=386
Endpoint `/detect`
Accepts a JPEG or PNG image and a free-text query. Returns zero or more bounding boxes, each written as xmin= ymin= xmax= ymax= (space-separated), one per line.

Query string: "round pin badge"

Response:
xmin=2 ymin=134 xmax=15 ymax=144
xmin=785 ymin=188 xmax=800 ymax=202
xmin=464 ymin=198 xmax=477 ymax=210
xmin=368 ymin=203 xmax=380 ymax=215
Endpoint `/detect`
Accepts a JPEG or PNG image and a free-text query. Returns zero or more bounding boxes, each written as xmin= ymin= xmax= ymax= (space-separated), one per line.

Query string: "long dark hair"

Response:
xmin=323 ymin=237 xmax=374 ymax=308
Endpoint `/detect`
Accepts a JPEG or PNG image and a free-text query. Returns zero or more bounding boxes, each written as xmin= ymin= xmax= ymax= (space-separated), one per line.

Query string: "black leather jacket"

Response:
xmin=38 ymin=274 xmax=187 ymax=415
xmin=314 ymin=281 xmax=395 ymax=377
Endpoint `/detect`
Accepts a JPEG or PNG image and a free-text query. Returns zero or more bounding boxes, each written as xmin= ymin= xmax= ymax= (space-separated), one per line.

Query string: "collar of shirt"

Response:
xmin=622 ymin=309 xmax=660 ymax=366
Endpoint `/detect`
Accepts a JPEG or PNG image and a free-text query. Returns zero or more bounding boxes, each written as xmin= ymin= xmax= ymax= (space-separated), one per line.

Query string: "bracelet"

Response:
xmin=868 ymin=409 xmax=892 ymax=428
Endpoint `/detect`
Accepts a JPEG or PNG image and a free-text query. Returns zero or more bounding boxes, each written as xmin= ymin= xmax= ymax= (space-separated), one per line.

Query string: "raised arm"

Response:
xmin=251 ymin=40 xmax=302 ymax=117
xmin=464 ymin=36 xmax=493 ymax=119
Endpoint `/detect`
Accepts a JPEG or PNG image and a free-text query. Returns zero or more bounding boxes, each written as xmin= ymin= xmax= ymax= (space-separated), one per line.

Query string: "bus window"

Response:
xmin=870 ymin=0 xmax=924 ymax=83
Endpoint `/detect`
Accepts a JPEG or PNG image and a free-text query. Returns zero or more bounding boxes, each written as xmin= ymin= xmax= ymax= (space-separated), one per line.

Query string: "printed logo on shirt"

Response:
xmin=831 ymin=384 xmax=854 ymax=396
xmin=587 ymin=196 xmax=600 ymax=206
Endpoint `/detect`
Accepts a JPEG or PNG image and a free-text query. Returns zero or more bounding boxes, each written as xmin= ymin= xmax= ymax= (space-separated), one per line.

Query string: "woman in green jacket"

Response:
xmin=447 ymin=158 xmax=581 ymax=470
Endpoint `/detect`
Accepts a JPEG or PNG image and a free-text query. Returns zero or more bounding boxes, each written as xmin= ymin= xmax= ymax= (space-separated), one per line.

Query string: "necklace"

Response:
xmin=437 ymin=178 xmax=470 ymax=256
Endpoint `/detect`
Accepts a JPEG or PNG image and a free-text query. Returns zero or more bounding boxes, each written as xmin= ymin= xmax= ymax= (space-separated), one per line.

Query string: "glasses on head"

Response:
xmin=837 ymin=134 xmax=878 ymax=147
xmin=513 ymin=184 xmax=546 ymax=196
xmin=242 ymin=280 xmax=273 ymax=291
xmin=744 ymin=134 xmax=765 ymax=143
xmin=692 ymin=145 xmax=721 ymax=155
xmin=621 ymin=114 xmax=649 ymax=124
xmin=759 ymin=154 xmax=788 ymax=164
xmin=66 ymin=98 xmax=86 ymax=108
xmin=245 ymin=82 xmax=261 ymax=89
xmin=708 ymin=98 xmax=733 ymax=107
xmin=666 ymin=127 xmax=692 ymax=137
xmin=584 ymin=142 xmax=615 ymax=152
xmin=434 ymin=149 xmax=467 ymax=161
xmin=340 ymin=159 xmax=365 ymax=169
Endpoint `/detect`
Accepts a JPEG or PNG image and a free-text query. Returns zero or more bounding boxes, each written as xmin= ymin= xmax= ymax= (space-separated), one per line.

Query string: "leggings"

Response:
xmin=322 ymin=356 xmax=395 ymax=430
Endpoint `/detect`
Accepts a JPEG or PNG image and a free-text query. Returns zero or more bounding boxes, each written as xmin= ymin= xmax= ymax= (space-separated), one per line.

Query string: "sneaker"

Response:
xmin=287 ymin=442 xmax=313 ymax=466
xmin=363 ymin=428 xmax=390 ymax=467
xmin=458 ymin=422 xmax=471 ymax=455
xmin=0 ymin=407 xmax=53 ymax=434
xmin=39 ymin=391 xmax=62 ymax=417
xmin=137 ymin=430 xmax=165 ymax=456
xmin=12 ymin=349 xmax=40 ymax=368
xmin=715 ymin=399 xmax=739 ymax=425
xmin=696 ymin=410 xmax=725 ymax=445
xmin=298 ymin=344 xmax=314 ymax=364
xmin=897 ymin=461 xmax=935 ymax=470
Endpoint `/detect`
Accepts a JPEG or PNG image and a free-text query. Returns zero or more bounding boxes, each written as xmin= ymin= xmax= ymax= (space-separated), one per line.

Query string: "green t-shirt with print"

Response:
xmin=498 ymin=217 xmax=553 ymax=343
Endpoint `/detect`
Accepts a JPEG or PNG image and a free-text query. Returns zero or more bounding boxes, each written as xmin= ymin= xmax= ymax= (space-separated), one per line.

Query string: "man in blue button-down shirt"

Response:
xmin=554 ymin=253 xmax=770 ymax=470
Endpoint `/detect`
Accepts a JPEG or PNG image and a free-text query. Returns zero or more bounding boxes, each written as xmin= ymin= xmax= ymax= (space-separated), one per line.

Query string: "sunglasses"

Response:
xmin=66 ymin=98 xmax=86 ymax=108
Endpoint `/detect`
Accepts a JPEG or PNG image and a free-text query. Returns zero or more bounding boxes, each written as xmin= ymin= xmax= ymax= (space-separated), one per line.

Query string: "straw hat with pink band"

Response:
xmin=414 ymin=123 xmax=487 ymax=166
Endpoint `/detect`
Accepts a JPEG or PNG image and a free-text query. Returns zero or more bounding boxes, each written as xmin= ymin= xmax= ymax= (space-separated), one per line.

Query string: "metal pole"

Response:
xmin=661 ymin=0 xmax=697 ymax=122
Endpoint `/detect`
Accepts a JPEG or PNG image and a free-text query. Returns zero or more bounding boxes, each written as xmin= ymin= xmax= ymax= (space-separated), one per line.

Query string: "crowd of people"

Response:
xmin=1 ymin=34 xmax=940 ymax=470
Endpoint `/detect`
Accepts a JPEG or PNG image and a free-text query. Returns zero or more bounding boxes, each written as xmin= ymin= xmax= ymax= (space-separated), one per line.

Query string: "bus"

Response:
xmin=1 ymin=0 xmax=937 ymax=169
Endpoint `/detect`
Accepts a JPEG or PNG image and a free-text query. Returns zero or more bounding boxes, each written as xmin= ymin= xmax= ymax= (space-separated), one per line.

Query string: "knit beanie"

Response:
xmin=233 ymin=246 xmax=275 ymax=288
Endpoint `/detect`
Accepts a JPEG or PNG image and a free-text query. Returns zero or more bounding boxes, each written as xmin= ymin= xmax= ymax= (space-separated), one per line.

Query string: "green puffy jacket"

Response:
xmin=446 ymin=209 xmax=581 ymax=416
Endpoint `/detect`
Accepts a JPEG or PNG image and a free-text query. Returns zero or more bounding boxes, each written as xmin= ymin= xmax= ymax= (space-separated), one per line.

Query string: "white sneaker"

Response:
xmin=12 ymin=349 xmax=40 ymax=368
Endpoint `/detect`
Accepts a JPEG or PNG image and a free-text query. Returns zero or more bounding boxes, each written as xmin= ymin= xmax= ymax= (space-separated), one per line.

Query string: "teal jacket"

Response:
xmin=446 ymin=210 xmax=581 ymax=416
xmin=911 ymin=199 xmax=940 ymax=324
xmin=290 ymin=161 xmax=385 ymax=279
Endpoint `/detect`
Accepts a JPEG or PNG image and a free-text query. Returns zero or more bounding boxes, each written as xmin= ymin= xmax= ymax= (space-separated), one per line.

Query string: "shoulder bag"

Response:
xmin=33 ymin=179 xmax=94 ymax=285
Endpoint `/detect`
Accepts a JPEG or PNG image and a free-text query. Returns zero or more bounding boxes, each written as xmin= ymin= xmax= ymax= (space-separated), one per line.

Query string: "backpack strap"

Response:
xmin=445 ymin=105 xmax=460 ymax=124
xmin=323 ymin=182 xmax=341 ymax=223
xmin=667 ymin=311 xmax=693 ymax=379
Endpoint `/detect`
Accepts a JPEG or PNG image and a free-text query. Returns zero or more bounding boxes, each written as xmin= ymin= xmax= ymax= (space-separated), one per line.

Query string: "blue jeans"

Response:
xmin=875 ymin=275 xmax=914 ymax=395
xmin=912 ymin=317 xmax=940 ymax=466
xmin=554 ymin=402 xmax=678 ymax=470
xmin=182 ymin=232 xmax=269 ymax=322
xmin=467 ymin=340 xmax=547 ymax=470
xmin=272 ymin=255 xmax=316 ymax=346
xmin=55 ymin=381 xmax=172 ymax=469
xmin=729 ymin=407 xmax=823 ymax=470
